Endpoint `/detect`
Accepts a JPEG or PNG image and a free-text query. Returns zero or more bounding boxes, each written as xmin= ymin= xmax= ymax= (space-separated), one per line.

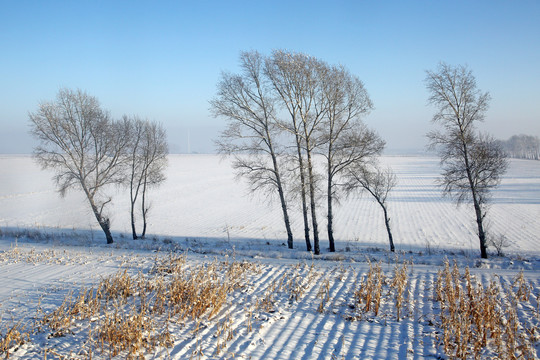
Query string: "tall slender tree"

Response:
xmin=425 ymin=63 xmax=508 ymax=258
xmin=211 ymin=51 xmax=295 ymax=248
xmin=318 ymin=65 xmax=381 ymax=252
xmin=125 ymin=116 xmax=168 ymax=239
xmin=265 ymin=50 xmax=326 ymax=254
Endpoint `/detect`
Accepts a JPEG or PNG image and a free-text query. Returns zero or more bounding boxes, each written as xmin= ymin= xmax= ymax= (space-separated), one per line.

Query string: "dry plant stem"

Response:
xmin=317 ymin=277 xmax=331 ymax=313
xmin=354 ymin=261 xmax=385 ymax=317
xmin=391 ymin=262 xmax=408 ymax=322
xmin=513 ymin=270 xmax=532 ymax=302
xmin=0 ymin=322 xmax=30 ymax=358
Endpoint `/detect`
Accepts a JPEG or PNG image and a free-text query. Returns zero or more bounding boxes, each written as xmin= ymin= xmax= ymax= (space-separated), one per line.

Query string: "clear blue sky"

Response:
xmin=1 ymin=0 xmax=539 ymax=153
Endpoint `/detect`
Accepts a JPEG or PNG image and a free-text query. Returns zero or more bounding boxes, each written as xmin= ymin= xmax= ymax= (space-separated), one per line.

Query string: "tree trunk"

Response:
xmin=142 ymin=220 xmax=147 ymax=239
xmin=306 ymin=146 xmax=320 ymax=255
xmin=83 ymin=186 xmax=113 ymax=244
xmin=279 ymin=185 xmax=294 ymax=249
xmin=129 ymin=152 xmax=140 ymax=240
xmin=130 ymin=186 xmax=138 ymax=239
xmin=467 ymin=156 xmax=488 ymax=258
xmin=327 ymin=172 xmax=335 ymax=252
xmin=271 ymin=152 xmax=294 ymax=249
xmin=130 ymin=209 xmax=138 ymax=240
xmin=382 ymin=205 xmax=395 ymax=252
xmin=88 ymin=197 xmax=113 ymax=244
xmin=98 ymin=217 xmax=114 ymax=245
xmin=295 ymin=134 xmax=312 ymax=252
xmin=463 ymin=142 xmax=488 ymax=259
xmin=141 ymin=177 xmax=148 ymax=239
xmin=473 ymin=198 xmax=487 ymax=259
xmin=326 ymin=134 xmax=336 ymax=252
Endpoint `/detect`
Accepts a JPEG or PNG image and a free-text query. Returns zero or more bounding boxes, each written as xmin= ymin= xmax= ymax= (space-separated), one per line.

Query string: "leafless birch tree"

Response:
xmin=211 ymin=51 xmax=295 ymax=248
xmin=29 ymin=88 xmax=129 ymax=244
xmin=265 ymin=50 xmax=326 ymax=254
xmin=125 ymin=116 xmax=168 ymax=239
xmin=426 ymin=63 xmax=508 ymax=258
xmin=318 ymin=65 xmax=382 ymax=252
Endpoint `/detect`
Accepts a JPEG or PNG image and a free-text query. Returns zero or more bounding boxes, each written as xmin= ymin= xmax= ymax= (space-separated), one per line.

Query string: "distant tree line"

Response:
xmin=29 ymin=88 xmax=168 ymax=244
xmin=497 ymin=134 xmax=540 ymax=160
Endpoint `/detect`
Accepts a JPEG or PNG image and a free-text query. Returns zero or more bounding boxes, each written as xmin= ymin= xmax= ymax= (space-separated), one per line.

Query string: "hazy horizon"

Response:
xmin=2 ymin=1 xmax=539 ymax=154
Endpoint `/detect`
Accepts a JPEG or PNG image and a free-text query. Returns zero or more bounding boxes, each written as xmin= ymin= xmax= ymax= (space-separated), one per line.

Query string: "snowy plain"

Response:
xmin=0 ymin=154 xmax=539 ymax=359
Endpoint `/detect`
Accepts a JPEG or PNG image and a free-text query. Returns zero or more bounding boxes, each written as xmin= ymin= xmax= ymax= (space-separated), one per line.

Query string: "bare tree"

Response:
xmin=211 ymin=51 xmax=295 ymax=248
xmin=125 ymin=116 xmax=168 ymax=239
xmin=425 ymin=63 xmax=508 ymax=258
xmin=346 ymin=164 xmax=397 ymax=252
xmin=265 ymin=50 xmax=326 ymax=254
xmin=318 ymin=64 xmax=382 ymax=252
xmin=29 ymin=88 xmax=129 ymax=244
xmin=487 ymin=232 xmax=511 ymax=257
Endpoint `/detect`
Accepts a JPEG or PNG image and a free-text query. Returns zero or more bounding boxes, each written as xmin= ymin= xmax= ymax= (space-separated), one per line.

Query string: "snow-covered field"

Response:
xmin=2 ymin=155 xmax=540 ymax=256
xmin=0 ymin=155 xmax=539 ymax=359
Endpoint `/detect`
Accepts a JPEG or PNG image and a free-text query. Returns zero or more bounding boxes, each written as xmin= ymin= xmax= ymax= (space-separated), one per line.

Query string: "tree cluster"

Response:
xmin=497 ymin=134 xmax=540 ymax=160
xmin=29 ymin=88 xmax=168 ymax=244
xmin=214 ymin=56 xmax=510 ymax=259
xmin=211 ymin=50 xmax=388 ymax=255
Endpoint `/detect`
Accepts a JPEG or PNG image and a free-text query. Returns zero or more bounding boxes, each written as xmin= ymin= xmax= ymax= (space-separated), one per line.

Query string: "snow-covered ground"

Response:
xmin=0 ymin=155 xmax=539 ymax=359
xmin=1 ymin=154 xmax=539 ymax=257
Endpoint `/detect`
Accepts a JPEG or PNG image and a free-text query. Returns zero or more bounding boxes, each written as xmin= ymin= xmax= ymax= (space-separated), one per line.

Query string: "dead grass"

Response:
xmin=0 ymin=243 xmax=85 ymax=266
xmin=347 ymin=258 xmax=539 ymax=358
xmin=0 ymin=322 xmax=30 ymax=358
xmin=435 ymin=259 xmax=539 ymax=359
xmin=390 ymin=261 xmax=409 ymax=322
xmin=32 ymin=254 xmax=262 ymax=359
xmin=96 ymin=303 xmax=172 ymax=359
xmin=99 ymin=270 xmax=135 ymax=301
xmin=317 ymin=276 xmax=331 ymax=313
xmin=2 ymin=249 xmax=538 ymax=359
xmin=285 ymin=262 xmax=321 ymax=302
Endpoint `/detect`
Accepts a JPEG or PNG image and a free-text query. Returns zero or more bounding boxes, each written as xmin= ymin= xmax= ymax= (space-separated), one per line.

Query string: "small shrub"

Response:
xmin=163 ymin=237 xmax=173 ymax=244
xmin=487 ymin=233 xmax=511 ymax=257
